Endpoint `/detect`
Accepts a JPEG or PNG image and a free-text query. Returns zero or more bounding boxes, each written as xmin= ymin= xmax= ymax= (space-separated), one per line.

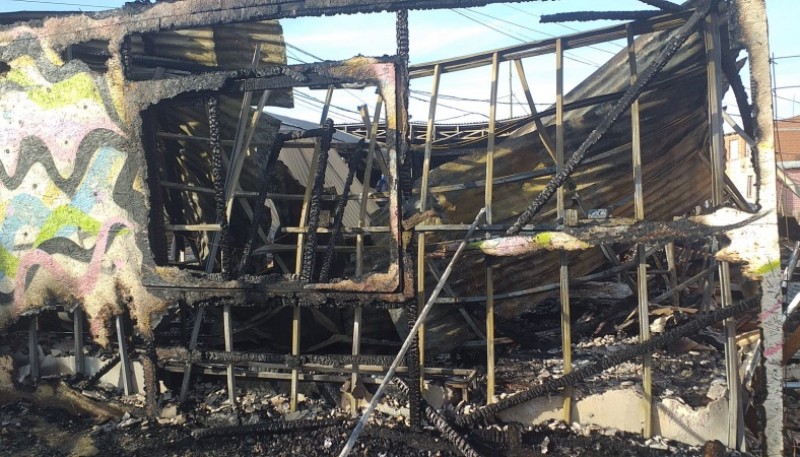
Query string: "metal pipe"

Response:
xmin=179 ymin=306 xmax=206 ymax=403
xmin=116 ymin=315 xmax=134 ymax=395
xmin=29 ymin=316 xmax=38 ymax=382
xmin=337 ymin=207 xmax=485 ymax=457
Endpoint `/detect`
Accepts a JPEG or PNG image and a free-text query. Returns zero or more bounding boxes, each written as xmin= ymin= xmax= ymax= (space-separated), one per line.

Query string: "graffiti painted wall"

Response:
xmin=0 ymin=30 xmax=161 ymax=346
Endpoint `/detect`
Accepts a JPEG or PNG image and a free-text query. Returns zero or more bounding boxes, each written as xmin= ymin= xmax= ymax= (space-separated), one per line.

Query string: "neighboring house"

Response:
xmin=725 ymin=114 xmax=800 ymax=218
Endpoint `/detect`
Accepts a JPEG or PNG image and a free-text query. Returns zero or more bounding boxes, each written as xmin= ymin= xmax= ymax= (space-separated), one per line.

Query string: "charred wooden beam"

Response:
xmin=637 ymin=0 xmax=684 ymax=12
xmin=301 ymin=119 xmax=336 ymax=282
xmin=235 ymin=125 xmax=333 ymax=276
xmin=207 ymin=96 xmax=231 ymax=277
xmin=393 ymin=379 xmax=482 ymax=457
xmin=75 ymin=353 xmax=120 ymax=390
xmin=236 ymin=136 xmax=284 ymax=276
xmin=320 ymin=148 xmax=362 ymax=283
xmin=192 ymin=417 xmax=350 ymax=439
xmin=540 ymin=11 xmax=661 ymax=23
xmin=7 ymin=1 xmax=574 ymax=53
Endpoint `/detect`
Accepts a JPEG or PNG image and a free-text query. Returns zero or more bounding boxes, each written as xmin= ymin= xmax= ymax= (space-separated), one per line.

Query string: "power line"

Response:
xmin=512 ymin=93 xmax=531 ymax=115
xmin=449 ymin=8 xmax=530 ymax=45
xmin=408 ymin=93 xmax=490 ymax=119
xmin=411 ymin=89 xmax=551 ymax=107
xmin=464 ymin=7 xmax=616 ymax=57
xmin=8 ymin=0 xmax=110 ymax=8
xmin=503 ymin=3 xmax=626 ymax=50
xmin=452 ymin=8 xmax=600 ymax=68
xmin=292 ymin=97 xmax=362 ymax=123
xmin=776 ymin=94 xmax=800 ymax=105
xmin=286 ymin=43 xmax=324 ymax=62
xmin=294 ymin=90 xmax=363 ymax=116
xmin=284 ymin=42 xmax=369 ymax=105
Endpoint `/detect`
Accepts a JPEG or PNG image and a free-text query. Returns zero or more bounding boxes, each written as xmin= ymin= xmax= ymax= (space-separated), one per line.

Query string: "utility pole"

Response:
xmin=733 ymin=1 xmax=783 ymax=455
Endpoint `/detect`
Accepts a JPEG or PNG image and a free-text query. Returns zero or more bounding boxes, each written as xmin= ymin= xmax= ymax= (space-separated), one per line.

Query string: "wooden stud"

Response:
xmin=418 ymin=64 xmax=441 ymax=390
xmin=351 ymin=94 xmax=382 ymax=414
xmin=732 ymin=0 xmax=783 ymax=451
xmin=628 ymin=24 xmax=652 ymax=438
xmin=291 ymin=85 xmax=334 ymax=412
xmin=485 ymin=53 xmax=499 ymax=404
xmin=554 ymin=38 xmax=574 ymax=423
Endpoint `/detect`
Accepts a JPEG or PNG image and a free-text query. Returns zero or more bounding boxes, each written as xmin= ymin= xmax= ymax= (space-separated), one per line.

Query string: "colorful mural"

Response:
xmin=0 ymin=35 xmax=161 ymax=346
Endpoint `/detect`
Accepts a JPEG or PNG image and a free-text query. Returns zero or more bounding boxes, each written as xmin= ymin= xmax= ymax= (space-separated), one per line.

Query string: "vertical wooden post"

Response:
xmin=291 ymin=85 xmax=334 ymax=412
xmin=485 ymin=53 xmax=499 ymax=404
xmin=73 ymin=308 xmax=84 ymax=376
xmin=207 ymin=46 xmax=263 ymax=272
xmin=350 ymin=95 xmax=383 ymax=414
xmin=554 ymin=38 xmax=573 ymax=423
xmin=205 ymin=51 xmax=264 ymax=404
xmin=705 ymin=9 xmax=741 ymax=449
xmin=628 ymin=25 xmax=652 ymax=438
xmin=295 ymin=85 xmax=335 ymax=272
xmin=418 ymin=64 xmax=441 ymax=390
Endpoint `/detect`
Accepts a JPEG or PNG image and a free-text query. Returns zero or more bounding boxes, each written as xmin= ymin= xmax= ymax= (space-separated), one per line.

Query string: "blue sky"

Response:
xmin=1 ymin=0 xmax=798 ymax=125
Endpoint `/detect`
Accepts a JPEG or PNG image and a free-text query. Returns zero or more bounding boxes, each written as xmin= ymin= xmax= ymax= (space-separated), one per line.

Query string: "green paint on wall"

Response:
xmin=26 ymin=73 xmax=103 ymax=109
xmin=534 ymin=232 xmax=552 ymax=246
xmin=754 ymin=259 xmax=781 ymax=276
xmin=34 ymin=206 xmax=101 ymax=248
xmin=6 ymin=67 xmax=36 ymax=87
xmin=0 ymin=245 xmax=19 ymax=278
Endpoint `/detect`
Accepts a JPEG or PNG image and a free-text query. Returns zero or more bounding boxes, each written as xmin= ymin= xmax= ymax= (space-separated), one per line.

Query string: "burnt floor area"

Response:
xmin=0 ymin=397 xmax=747 ymax=457
xmin=0 ymin=307 xmax=762 ymax=457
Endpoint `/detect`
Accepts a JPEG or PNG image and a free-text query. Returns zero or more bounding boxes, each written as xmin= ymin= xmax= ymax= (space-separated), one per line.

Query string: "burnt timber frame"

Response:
xmin=1 ymin=0 xmax=783 ymax=454
xmin=131 ymin=2 xmax=779 ymax=452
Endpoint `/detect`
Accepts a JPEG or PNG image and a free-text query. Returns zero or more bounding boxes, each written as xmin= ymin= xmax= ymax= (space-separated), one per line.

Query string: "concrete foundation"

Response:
xmin=498 ymin=388 xmax=729 ymax=447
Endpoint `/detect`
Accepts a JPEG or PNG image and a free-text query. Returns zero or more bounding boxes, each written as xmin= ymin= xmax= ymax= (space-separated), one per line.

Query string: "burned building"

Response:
xmin=0 ymin=0 xmax=791 ymax=456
